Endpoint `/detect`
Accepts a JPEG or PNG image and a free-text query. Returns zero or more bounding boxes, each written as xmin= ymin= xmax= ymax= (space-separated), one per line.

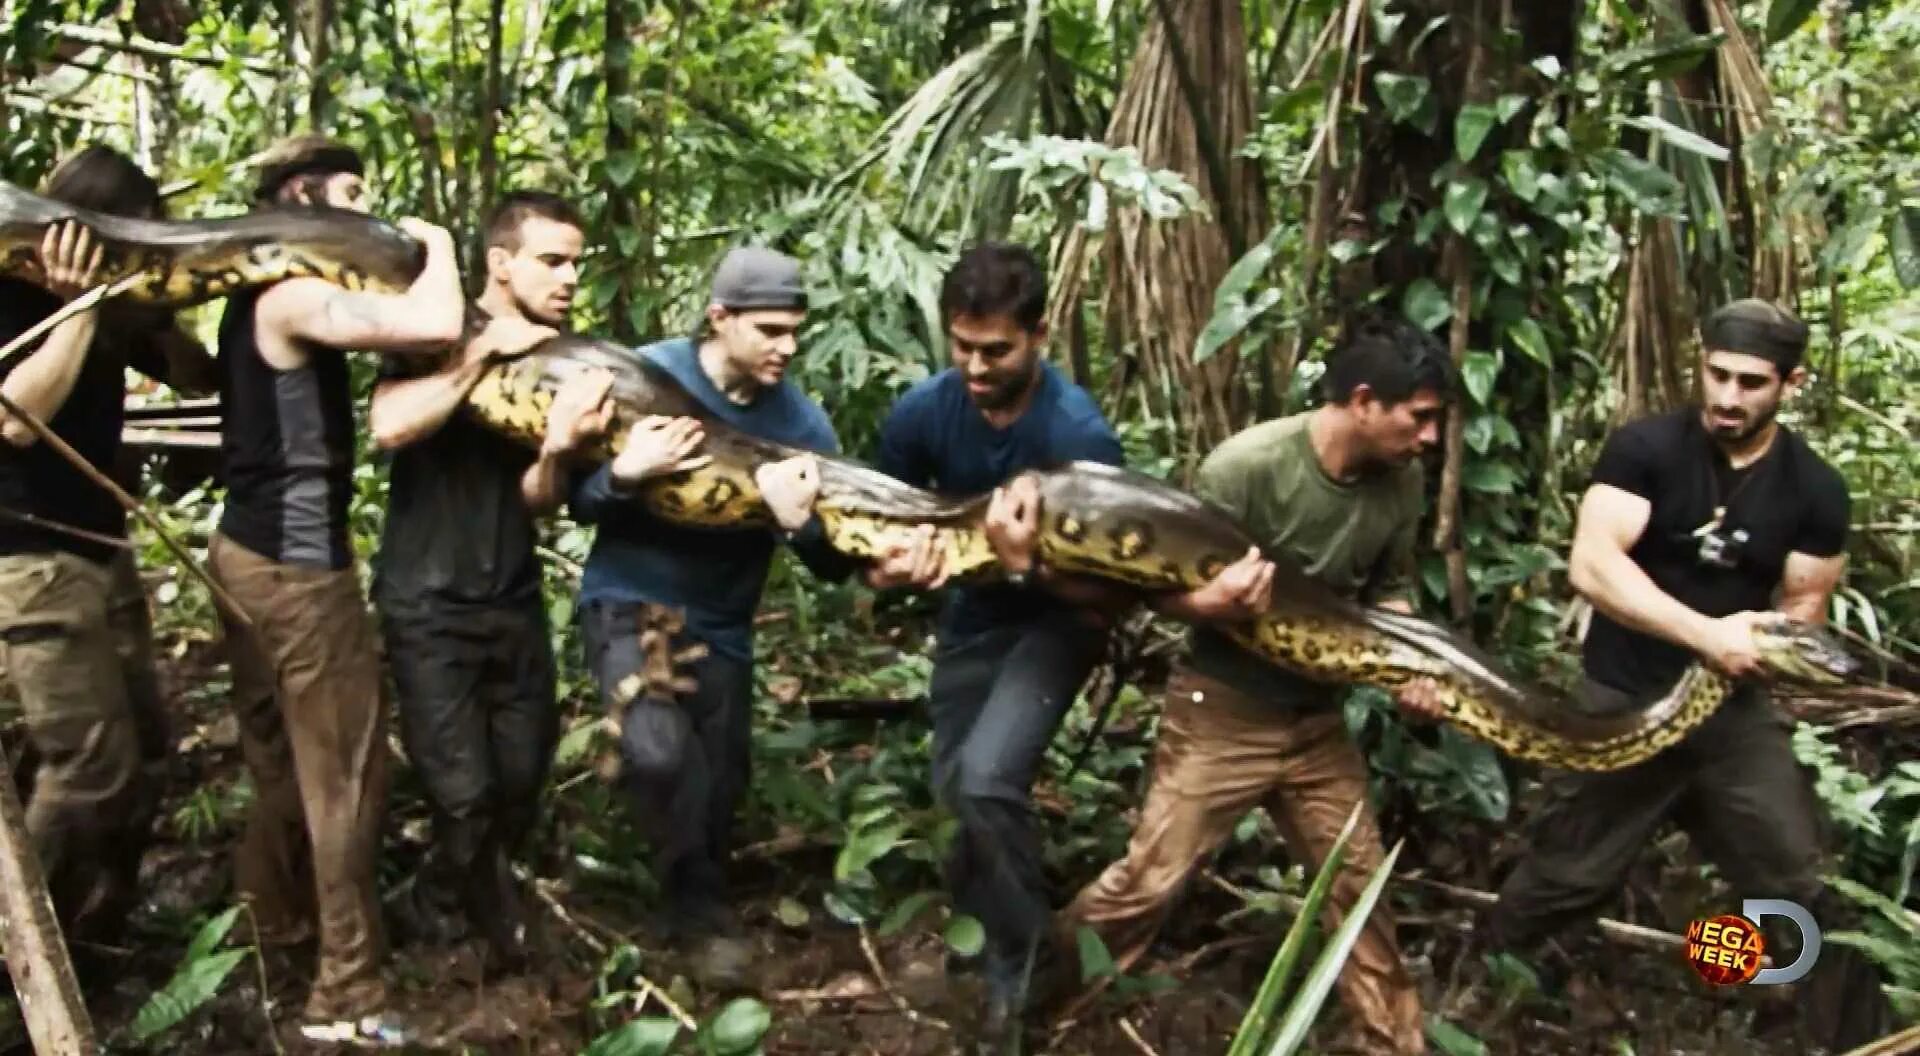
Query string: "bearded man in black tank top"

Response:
xmin=208 ymin=135 xmax=465 ymax=1047
xmin=1488 ymin=301 xmax=1889 ymax=1050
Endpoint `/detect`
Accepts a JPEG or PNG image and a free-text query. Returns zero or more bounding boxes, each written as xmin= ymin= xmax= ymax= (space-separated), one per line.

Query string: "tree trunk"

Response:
xmin=0 ymin=744 xmax=98 ymax=1053
xmin=605 ymin=0 xmax=640 ymax=343
xmin=1048 ymin=0 xmax=1268 ymax=476
xmin=304 ymin=0 xmax=335 ymax=125
xmin=471 ymin=0 xmax=507 ymax=289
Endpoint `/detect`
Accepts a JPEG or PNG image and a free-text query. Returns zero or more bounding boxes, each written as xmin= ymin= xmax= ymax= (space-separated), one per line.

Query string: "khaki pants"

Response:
xmin=105 ymin=548 xmax=168 ymax=763
xmin=0 ymin=551 xmax=148 ymax=940
xmin=1063 ymin=667 xmax=1424 ymax=1056
xmin=209 ymin=532 xmax=390 ymax=1020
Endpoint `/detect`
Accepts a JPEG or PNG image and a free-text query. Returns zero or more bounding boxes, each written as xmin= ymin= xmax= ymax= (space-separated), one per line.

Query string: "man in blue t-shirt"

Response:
xmin=568 ymin=248 xmax=856 ymax=986
xmin=869 ymin=242 xmax=1126 ymax=1044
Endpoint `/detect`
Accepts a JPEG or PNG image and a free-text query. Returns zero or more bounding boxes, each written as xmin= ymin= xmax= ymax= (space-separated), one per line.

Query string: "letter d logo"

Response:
xmin=1742 ymin=898 xmax=1821 ymax=985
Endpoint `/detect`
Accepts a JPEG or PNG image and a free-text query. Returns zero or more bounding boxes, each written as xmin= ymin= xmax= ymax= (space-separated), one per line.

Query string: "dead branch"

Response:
xmin=522 ymin=873 xmax=698 ymax=1031
xmin=856 ymin=924 xmax=951 ymax=1033
xmin=7 ymin=22 xmax=281 ymax=75
xmin=1839 ymin=1022 xmax=1920 ymax=1056
xmin=0 ymin=742 xmax=98 ymax=1052
xmin=1119 ymin=1017 xmax=1163 ymax=1056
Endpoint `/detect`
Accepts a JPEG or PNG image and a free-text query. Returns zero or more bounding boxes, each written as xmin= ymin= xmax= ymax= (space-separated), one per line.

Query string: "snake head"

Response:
xmin=1752 ymin=616 xmax=1865 ymax=687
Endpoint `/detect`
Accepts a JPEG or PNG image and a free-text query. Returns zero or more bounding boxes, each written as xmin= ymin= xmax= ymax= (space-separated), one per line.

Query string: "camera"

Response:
xmin=1696 ymin=524 xmax=1750 ymax=570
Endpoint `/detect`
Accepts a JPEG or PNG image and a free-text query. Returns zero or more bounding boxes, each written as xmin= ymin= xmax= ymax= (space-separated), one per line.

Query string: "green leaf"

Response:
xmin=944 ymin=914 xmax=986 ymax=957
xmin=822 ymin=891 xmax=867 ymax=925
xmin=877 ymin=890 xmax=938 ymax=938
xmin=1625 ymin=114 xmax=1730 ymax=162
xmin=1463 ymin=461 xmax=1520 ymax=494
xmin=1462 ymin=351 xmax=1499 ymax=404
xmin=1601 ymin=32 xmax=1727 ymax=80
xmin=606 ymin=150 xmax=642 ymax=189
xmin=1262 ymin=841 xmax=1406 ymax=1054
xmin=1414 ymin=207 xmax=1446 ymax=247
xmin=1495 ymin=94 xmax=1528 ymax=124
xmin=129 ymin=911 xmax=249 ymax=1046
xmin=1373 ymin=72 xmax=1432 ymax=127
xmin=1426 ymin=1015 xmax=1490 ymax=1056
xmin=1464 ymin=415 xmax=1494 ymax=455
xmin=1075 ymin=926 xmax=1117 ymax=982
xmin=1506 ymin=318 xmax=1550 ymax=365
xmin=1195 ymin=224 xmax=1290 ymax=364
xmin=1894 ymin=207 xmax=1920 ymax=289
xmin=1488 ymin=247 xmax=1523 ymax=286
xmin=1599 ymin=149 xmax=1684 ymax=217
xmin=775 ymin=897 xmax=812 ymax=928
xmin=582 ymin=1018 xmax=681 ymax=1056
xmin=1767 ymin=0 xmax=1822 ymax=41
xmin=1454 ymin=104 xmax=1497 ymax=162
xmin=705 ymin=997 xmax=772 ymax=1054
xmin=1194 ymin=288 xmax=1282 ymax=365
xmin=1500 ymin=151 xmax=1540 ymax=203
xmin=1402 ymin=279 xmax=1452 ymax=331
xmin=1437 ymin=730 xmax=1511 ymax=821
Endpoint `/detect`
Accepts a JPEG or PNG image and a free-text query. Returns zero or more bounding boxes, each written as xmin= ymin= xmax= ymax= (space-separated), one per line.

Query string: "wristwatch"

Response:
xmin=1006 ymin=565 xmax=1033 ymax=588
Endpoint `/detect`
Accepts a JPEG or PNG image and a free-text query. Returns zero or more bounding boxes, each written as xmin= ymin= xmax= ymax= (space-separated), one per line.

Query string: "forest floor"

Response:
xmin=0 ymin=636 xmax=1819 ymax=1056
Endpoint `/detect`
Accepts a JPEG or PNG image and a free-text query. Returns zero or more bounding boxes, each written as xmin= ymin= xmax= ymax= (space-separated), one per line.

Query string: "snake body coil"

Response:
xmin=0 ymin=179 xmax=1864 ymax=771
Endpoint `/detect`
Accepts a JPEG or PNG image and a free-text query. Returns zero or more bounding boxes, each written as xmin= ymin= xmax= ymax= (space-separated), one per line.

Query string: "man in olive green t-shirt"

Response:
xmin=1060 ymin=316 xmax=1456 ymax=1056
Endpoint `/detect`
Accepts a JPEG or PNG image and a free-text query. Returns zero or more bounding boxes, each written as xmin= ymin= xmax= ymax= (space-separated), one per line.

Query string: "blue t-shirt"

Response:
xmin=571 ymin=337 xmax=848 ymax=661
xmin=877 ymin=362 xmax=1125 ymax=641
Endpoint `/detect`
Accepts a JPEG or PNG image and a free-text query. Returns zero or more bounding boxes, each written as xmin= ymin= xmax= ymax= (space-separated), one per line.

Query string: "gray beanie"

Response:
xmin=710 ymin=247 xmax=808 ymax=311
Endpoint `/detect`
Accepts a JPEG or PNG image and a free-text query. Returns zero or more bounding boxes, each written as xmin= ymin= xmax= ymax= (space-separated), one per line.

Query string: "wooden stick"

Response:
xmin=0 ymin=274 xmax=145 ymax=369
xmin=6 ymin=22 xmax=282 ymax=75
xmin=521 ymin=873 xmax=697 ymax=1032
xmin=1839 ymin=1022 xmax=1920 ymax=1056
xmin=1119 ymin=1017 xmax=1162 ymax=1056
xmin=1399 ymin=875 xmax=1765 ymax=962
xmin=0 ymin=283 xmax=252 ymax=629
xmin=856 ymin=924 xmax=950 ymax=1033
xmin=0 ymin=741 xmax=99 ymax=1052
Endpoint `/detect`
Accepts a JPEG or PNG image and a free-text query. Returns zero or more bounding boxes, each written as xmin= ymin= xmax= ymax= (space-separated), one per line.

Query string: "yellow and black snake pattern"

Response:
xmin=0 ymin=179 xmax=1866 ymax=772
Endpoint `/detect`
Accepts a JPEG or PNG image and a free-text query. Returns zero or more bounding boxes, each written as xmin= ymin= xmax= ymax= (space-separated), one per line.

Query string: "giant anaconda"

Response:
xmin=0 ymin=179 xmax=1866 ymax=771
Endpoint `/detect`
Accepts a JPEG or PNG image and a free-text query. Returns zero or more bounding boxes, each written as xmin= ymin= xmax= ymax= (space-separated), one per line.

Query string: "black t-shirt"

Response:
xmin=0 ymin=279 xmax=170 ymax=565
xmin=1581 ymin=409 xmax=1850 ymax=696
xmin=371 ymin=336 xmax=539 ymax=609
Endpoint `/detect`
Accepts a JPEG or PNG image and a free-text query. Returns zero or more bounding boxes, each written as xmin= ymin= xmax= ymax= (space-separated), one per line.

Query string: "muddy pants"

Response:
xmin=583 ymin=600 xmax=754 ymax=934
xmin=1490 ymin=682 xmax=1891 ymax=1050
xmin=210 ymin=532 xmax=390 ymax=1020
xmin=0 ymin=550 xmax=149 ymax=941
xmin=105 ymin=548 xmax=169 ymax=764
xmin=378 ymin=594 xmax=557 ymax=949
xmin=1064 ymin=667 xmax=1425 ymax=1056
xmin=931 ymin=620 xmax=1107 ymax=1003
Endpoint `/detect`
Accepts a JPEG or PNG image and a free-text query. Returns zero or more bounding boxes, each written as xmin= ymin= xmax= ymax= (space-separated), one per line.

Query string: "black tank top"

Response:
xmin=215 ymin=289 xmax=356 ymax=569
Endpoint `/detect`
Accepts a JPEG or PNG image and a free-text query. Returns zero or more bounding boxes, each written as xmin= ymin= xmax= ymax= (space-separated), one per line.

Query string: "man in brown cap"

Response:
xmin=209 ymin=133 xmax=464 ymax=1046
xmin=1488 ymin=299 xmax=1887 ymax=1050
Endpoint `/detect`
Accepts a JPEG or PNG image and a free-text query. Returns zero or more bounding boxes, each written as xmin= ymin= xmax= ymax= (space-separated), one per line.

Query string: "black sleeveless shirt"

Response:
xmin=215 ymin=290 xmax=357 ymax=569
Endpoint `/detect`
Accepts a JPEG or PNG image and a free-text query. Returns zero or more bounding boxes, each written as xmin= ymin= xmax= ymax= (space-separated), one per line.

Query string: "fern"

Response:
xmin=126 ymin=905 xmax=249 ymax=1045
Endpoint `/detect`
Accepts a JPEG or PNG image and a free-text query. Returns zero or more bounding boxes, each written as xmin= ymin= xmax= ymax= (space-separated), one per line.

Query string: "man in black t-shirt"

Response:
xmin=1489 ymin=300 xmax=1885 ymax=1049
xmin=0 ymin=147 xmax=204 ymax=948
xmin=367 ymin=191 xmax=684 ymax=970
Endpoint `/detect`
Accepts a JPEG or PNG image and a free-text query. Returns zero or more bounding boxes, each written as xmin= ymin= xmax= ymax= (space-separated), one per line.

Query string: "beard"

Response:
xmin=1702 ymin=400 xmax=1779 ymax=445
xmin=968 ymin=367 xmax=1036 ymax=411
xmin=512 ymin=288 xmax=569 ymax=327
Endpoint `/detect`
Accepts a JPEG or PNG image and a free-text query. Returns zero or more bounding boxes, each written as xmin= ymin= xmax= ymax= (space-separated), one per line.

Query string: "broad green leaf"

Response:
xmin=1500 ymin=151 xmax=1540 ymax=203
xmin=1196 ymin=224 xmax=1290 ymax=364
xmin=1194 ymin=288 xmax=1282 ymax=365
xmin=1465 ymin=415 xmax=1495 ymax=455
xmin=775 ymin=896 xmax=811 ymax=928
xmin=1488 ymin=247 xmax=1523 ymax=286
xmin=835 ymin=819 xmax=906 ymax=881
xmin=1823 ymin=207 xmax=1884 ymax=275
xmin=877 ymin=890 xmax=938 ymax=938
xmin=1402 ymin=279 xmax=1452 ymax=331
xmin=1426 ymin=1015 xmax=1490 ymax=1056
xmin=1892 ymin=207 xmax=1920 ymax=289
xmin=129 ymin=938 xmax=248 ymax=1043
xmin=1262 ymin=840 xmax=1406 ymax=1055
xmin=1454 ymin=104 xmax=1497 ymax=162
xmin=1506 ymin=318 xmax=1550 ymax=365
xmin=1599 ymin=149 xmax=1684 ymax=217
xmin=1330 ymin=238 xmax=1372 ymax=264
xmin=705 ymin=997 xmax=772 ymax=1054
xmin=1462 ymin=351 xmax=1499 ymax=405
xmin=582 ymin=1018 xmax=680 ymax=1056
xmin=1601 ymin=32 xmax=1727 ymax=81
xmin=1626 ymin=114 xmax=1730 ymax=162
xmin=945 ymin=914 xmax=986 ymax=956
xmin=1495 ymin=94 xmax=1528 ymax=123
xmin=1437 ymin=730 xmax=1510 ymax=821
xmin=1373 ymin=72 xmax=1431 ymax=127
xmin=1767 ymin=0 xmax=1822 ymax=41
xmin=822 ymin=891 xmax=867 ymax=925
xmin=606 ymin=151 xmax=642 ymax=189
xmin=1463 ymin=461 xmax=1519 ymax=494
xmin=1075 ymin=926 xmax=1117 ymax=982
xmin=1414 ymin=206 xmax=1446 ymax=246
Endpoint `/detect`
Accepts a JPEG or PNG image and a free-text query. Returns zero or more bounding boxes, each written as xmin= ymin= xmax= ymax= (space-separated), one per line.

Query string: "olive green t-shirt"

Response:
xmin=1185 ymin=411 xmax=1424 ymax=710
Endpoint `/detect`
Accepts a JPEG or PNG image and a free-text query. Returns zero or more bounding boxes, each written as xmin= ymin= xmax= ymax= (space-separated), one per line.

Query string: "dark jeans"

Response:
xmin=582 ymin=600 xmax=754 ymax=933
xmin=929 ymin=619 xmax=1107 ymax=996
xmin=378 ymin=593 xmax=557 ymax=948
xmin=1491 ymin=682 xmax=1890 ymax=1050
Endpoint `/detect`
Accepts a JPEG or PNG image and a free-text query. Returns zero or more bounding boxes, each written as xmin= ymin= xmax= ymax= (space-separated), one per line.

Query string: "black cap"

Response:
xmin=1701 ymin=299 xmax=1809 ymax=373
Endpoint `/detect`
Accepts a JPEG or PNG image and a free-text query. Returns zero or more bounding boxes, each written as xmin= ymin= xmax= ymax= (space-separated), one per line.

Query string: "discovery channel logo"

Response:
xmin=1684 ymin=899 xmax=1822 ymax=986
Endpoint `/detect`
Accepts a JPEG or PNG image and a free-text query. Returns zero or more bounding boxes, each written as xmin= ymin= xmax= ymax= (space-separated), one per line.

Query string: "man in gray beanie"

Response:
xmin=566 ymin=246 xmax=864 ymax=988
xmin=1489 ymin=298 xmax=1889 ymax=1049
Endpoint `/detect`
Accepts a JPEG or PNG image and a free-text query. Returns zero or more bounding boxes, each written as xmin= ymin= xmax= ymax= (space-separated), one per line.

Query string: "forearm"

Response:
xmin=0 ymin=314 xmax=96 ymax=447
xmin=520 ymin=448 xmax=572 ymax=513
xmin=369 ymin=359 xmax=487 ymax=450
xmin=1570 ymin=542 xmax=1712 ymax=652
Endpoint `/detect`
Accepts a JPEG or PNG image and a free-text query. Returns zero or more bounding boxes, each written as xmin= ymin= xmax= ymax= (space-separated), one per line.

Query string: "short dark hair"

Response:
xmin=44 ymin=146 xmax=162 ymax=219
xmin=484 ymin=190 xmax=584 ymax=251
xmin=253 ymin=134 xmax=363 ymax=204
xmin=1701 ymin=298 xmax=1808 ymax=375
xmin=1321 ymin=314 xmax=1459 ymax=406
xmin=939 ymin=242 xmax=1047 ymax=332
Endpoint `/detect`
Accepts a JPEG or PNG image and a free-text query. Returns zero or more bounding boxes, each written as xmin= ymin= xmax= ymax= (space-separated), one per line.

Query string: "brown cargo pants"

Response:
xmin=0 ymin=550 xmax=148 ymax=940
xmin=209 ymin=532 xmax=391 ymax=1020
xmin=1062 ymin=667 xmax=1425 ymax=1056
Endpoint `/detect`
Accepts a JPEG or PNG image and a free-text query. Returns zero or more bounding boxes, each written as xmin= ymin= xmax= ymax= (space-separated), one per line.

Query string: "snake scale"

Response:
xmin=0 ymin=180 xmax=1866 ymax=771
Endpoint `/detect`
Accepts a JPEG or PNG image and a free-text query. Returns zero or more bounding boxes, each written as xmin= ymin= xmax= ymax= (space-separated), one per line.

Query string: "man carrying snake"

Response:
xmin=1487 ymin=299 xmax=1888 ymax=1050
xmin=366 ymin=190 xmax=648 ymax=971
xmin=1053 ymin=315 xmax=1456 ymax=1056
xmin=207 ymin=134 xmax=466 ymax=1045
